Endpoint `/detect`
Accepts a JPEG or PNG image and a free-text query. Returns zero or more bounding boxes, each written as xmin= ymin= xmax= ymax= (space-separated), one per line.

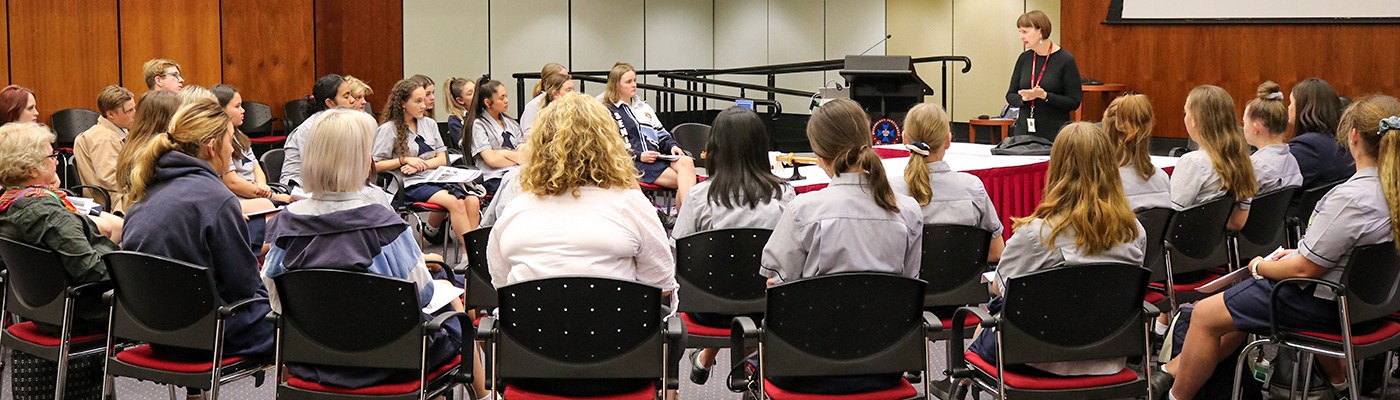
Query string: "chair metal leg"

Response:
xmin=1384 ymin=351 xmax=1394 ymax=400
xmin=55 ymin=298 xmax=77 ymax=400
xmin=1301 ymin=352 xmax=1316 ymax=400
xmin=1232 ymin=339 xmax=1269 ymax=400
xmin=1290 ymin=348 xmax=1302 ymax=400
xmin=168 ymin=384 xmax=179 ymax=400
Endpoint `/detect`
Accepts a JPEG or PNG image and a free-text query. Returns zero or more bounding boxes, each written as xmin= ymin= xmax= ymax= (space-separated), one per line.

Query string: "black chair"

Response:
xmin=0 ymin=237 xmax=111 ymax=399
xmin=730 ymin=273 xmax=932 ymax=400
xmin=100 ymin=251 xmax=273 ymax=400
xmin=56 ymin=156 xmax=113 ymax=207
xmin=947 ymin=264 xmax=1156 ymax=400
xmin=270 ymin=269 xmax=469 ymax=400
xmin=1287 ymin=179 xmax=1346 ymax=248
xmin=671 ymin=123 xmax=710 ymax=160
xmin=457 ymin=226 xmax=497 ymax=311
xmin=1136 ymin=207 xmax=1176 ymax=309
xmin=257 ymin=148 xmax=291 ymax=194
xmin=920 ymin=225 xmax=994 ymax=340
xmin=675 ymin=229 xmax=771 ymax=349
xmin=1232 ymin=187 xmax=1299 ymax=267
xmin=1231 ymin=242 xmax=1400 ymax=400
xmin=480 ymin=276 xmax=681 ymax=399
xmin=282 ymin=98 xmax=312 ymax=133
xmin=242 ymin=101 xmax=285 ymax=155
xmin=1158 ymin=195 xmax=1236 ymax=309
xmin=50 ymin=108 xmax=100 ymax=152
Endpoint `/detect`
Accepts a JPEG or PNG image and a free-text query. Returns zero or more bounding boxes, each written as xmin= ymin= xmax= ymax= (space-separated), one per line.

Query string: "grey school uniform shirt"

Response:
xmin=280 ymin=110 xmax=325 ymax=186
xmin=373 ymin=117 xmax=446 ymax=189
xmin=1296 ymin=167 xmax=1393 ymax=299
xmin=1119 ymin=165 xmax=1172 ymax=212
xmin=1171 ymin=150 xmax=1251 ymax=210
xmin=995 ymin=217 xmax=1147 ymax=376
xmin=469 ymin=115 xmax=524 ymax=181
xmin=673 ymin=180 xmax=797 ymax=239
xmin=760 ymin=173 xmax=923 ymax=284
xmin=889 ymin=160 xmax=1003 ymax=236
xmin=1250 ymin=144 xmax=1303 ymax=195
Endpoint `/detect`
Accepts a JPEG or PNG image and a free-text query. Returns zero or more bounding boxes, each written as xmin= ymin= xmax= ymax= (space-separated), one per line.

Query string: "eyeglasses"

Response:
xmin=47 ymin=150 xmax=61 ymax=160
xmin=158 ymin=71 xmax=183 ymax=80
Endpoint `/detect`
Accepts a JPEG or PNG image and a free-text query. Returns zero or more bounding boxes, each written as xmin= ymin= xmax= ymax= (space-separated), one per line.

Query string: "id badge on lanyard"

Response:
xmin=1027 ymin=52 xmax=1050 ymax=134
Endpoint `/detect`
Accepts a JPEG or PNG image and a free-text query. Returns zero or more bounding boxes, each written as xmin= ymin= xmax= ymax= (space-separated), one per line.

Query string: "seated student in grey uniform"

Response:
xmin=213 ymin=85 xmax=294 ymax=206
xmin=522 ymin=70 xmax=574 ymax=137
xmin=443 ymin=77 xmax=475 ymax=147
xmin=891 ymin=103 xmax=1005 ymax=263
xmin=677 ymin=106 xmax=796 ymax=385
xmin=1243 ymin=81 xmax=1304 ymax=195
xmin=1171 ymin=85 xmax=1259 ymax=231
xmin=465 ymin=78 xmax=525 ymax=195
xmin=1160 ymin=94 xmax=1400 ymax=400
xmin=121 ymin=100 xmax=274 ymax=363
xmin=971 ymin=122 xmax=1147 ymax=377
xmin=281 ymin=74 xmax=357 ymax=193
xmin=518 ymin=63 xmax=567 ymax=137
xmin=1104 ymin=93 xmax=1172 ymax=212
xmin=373 ymin=78 xmax=482 ymax=252
xmin=259 ymin=108 xmax=487 ymax=397
xmin=760 ymin=99 xmax=923 ymax=395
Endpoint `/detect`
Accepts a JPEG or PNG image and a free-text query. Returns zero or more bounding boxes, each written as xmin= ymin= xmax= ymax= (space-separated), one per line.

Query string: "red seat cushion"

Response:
xmin=1144 ymin=291 xmax=1165 ymax=304
xmin=114 ymin=344 xmax=244 ymax=373
xmin=287 ymin=355 xmax=461 ymax=395
xmin=504 ymin=382 xmax=656 ymax=400
xmin=941 ymin=315 xmax=982 ymax=330
xmin=410 ymin=202 xmax=445 ymax=211
xmin=964 ymin=351 xmax=1138 ymax=390
xmin=6 ymin=321 xmax=105 ymax=347
xmin=1147 ymin=274 xmax=1221 ymax=292
xmin=762 ymin=377 xmax=917 ymax=400
xmin=1295 ymin=320 xmax=1400 ymax=345
xmin=679 ymin=312 xmax=729 ymax=337
xmin=249 ymin=136 xmax=287 ymax=143
xmin=638 ymin=182 xmax=668 ymax=190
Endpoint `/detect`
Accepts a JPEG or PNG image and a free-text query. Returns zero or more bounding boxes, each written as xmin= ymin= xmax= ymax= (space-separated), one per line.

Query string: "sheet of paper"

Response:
xmin=981 ymin=271 xmax=997 ymax=284
xmin=243 ymin=206 xmax=284 ymax=218
xmin=449 ymin=153 xmax=464 ymax=164
xmin=657 ymin=154 xmax=680 ymax=161
xmin=423 ymin=280 xmax=465 ymax=313
xmin=1195 ymin=268 xmax=1251 ymax=293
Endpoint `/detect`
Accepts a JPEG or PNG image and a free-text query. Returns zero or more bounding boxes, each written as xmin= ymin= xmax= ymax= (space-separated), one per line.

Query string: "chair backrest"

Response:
xmin=260 ymin=149 xmax=285 ymax=183
xmin=1339 ymin=242 xmax=1400 ymax=323
xmin=762 ymin=273 xmax=927 ymax=377
xmin=0 ymin=237 xmax=75 ymax=324
xmin=274 ymin=269 xmax=429 ymax=369
xmin=51 ymin=108 xmax=100 ymax=148
xmin=671 ymin=123 xmax=710 ymax=158
xmin=282 ymin=98 xmax=311 ymax=131
xmin=494 ymin=276 xmax=665 ymax=380
xmin=920 ymin=224 xmax=993 ymax=307
xmin=999 ymin=263 xmax=1150 ymax=365
xmin=463 ymin=227 xmax=497 ymax=308
xmin=1291 ymin=179 xmax=1347 ymax=235
xmin=102 ymin=251 xmax=224 ymax=350
xmin=241 ymin=101 xmax=275 ymax=136
xmin=62 ymin=156 xmax=84 ymax=190
xmin=1166 ymin=195 xmax=1235 ymax=273
xmin=1136 ymin=207 xmax=1175 ymax=282
xmin=675 ymin=228 xmax=770 ymax=314
xmin=1236 ymin=187 xmax=1299 ymax=258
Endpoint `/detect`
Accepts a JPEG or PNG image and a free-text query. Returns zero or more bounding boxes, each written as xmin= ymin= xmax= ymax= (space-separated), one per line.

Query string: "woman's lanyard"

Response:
xmin=1029 ymin=51 xmax=1050 ymax=117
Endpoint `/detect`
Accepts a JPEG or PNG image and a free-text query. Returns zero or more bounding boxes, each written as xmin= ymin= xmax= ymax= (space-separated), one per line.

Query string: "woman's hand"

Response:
xmin=670 ymin=146 xmax=685 ymax=156
xmin=401 ymin=164 xmax=420 ymax=175
xmin=1030 ymin=86 xmax=1048 ymax=100
xmin=1018 ymin=89 xmax=1036 ymax=102
xmin=640 ymin=151 xmax=661 ymax=163
xmin=254 ymin=182 xmax=273 ymax=198
xmin=404 ymin=157 xmax=430 ymax=170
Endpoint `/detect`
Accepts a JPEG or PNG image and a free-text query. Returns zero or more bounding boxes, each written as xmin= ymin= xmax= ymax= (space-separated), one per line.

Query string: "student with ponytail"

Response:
xmin=759 ymin=98 xmax=922 ymax=394
xmin=519 ymin=63 xmax=567 ymax=136
xmin=1244 ymin=81 xmax=1303 ymax=195
xmin=970 ymin=122 xmax=1145 ymax=377
xmin=281 ymin=74 xmax=356 ymax=189
xmin=1104 ymin=93 xmax=1171 ymax=212
xmin=443 ymin=77 xmax=476 ymax=146
xmin=1172 ymin=85 xmax=1258 ymax=231
xmin=120 ymin=100 xmax=274 ymax=362
xmin=1159 ymin=95 xmax=1400 ymax=400
xmin=893 ymin=103 xmax=1004 ymax=262
xmin=464 ymin=78 xmax=525 ymax=195
xmin=523 ymin=72 xmax=575 ymax=136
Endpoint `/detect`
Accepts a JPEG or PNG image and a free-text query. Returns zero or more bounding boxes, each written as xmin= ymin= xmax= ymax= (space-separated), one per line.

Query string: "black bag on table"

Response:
xmin=990 ymin=134 xmax=1053 ymax=156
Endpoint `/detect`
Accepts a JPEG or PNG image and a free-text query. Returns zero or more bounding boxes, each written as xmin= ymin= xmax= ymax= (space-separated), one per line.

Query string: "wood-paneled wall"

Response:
xmin=2 ymin=0 xmax=403 ymax=124
xmin=1062 ymin=2 xmax=1400 ymax=139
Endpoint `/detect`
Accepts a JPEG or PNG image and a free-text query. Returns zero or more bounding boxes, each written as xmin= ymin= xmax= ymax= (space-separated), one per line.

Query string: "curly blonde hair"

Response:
xmin=0 ymin=122 xmax=55 ymax=186
xmin=519 ymin=93 xmax=638 ymax=197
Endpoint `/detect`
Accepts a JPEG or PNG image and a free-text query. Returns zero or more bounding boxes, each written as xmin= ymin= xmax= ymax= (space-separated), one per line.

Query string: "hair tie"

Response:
xmin=1266 ymin=92 xmax=1284 ymax=101
xmin=165 ymin=131 xmax=175 ymax=141
xmin=905 ymin=142 xmax=931 ymax=156
xmin=1380 ymin=116 xmax=1400 ymax=134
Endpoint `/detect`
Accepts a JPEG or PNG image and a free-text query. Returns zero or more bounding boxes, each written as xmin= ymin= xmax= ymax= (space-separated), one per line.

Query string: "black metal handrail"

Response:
xmin=512 ymin=73 xmax=782 ymax=119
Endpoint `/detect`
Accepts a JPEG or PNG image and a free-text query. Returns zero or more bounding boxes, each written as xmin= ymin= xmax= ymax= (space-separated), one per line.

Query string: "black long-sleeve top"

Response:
xmin=1006 ymin=48 xmax=1082 ymax=141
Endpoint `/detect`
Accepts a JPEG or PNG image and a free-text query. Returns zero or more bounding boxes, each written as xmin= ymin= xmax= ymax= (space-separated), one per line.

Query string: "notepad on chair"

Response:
xmin=423 ymin=280 xmax=465 ymax=313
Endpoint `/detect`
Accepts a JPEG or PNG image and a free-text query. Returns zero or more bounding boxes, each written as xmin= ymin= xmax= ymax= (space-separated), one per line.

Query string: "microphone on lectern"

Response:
xmin=859 ymin=35 xmax=893 ymax=56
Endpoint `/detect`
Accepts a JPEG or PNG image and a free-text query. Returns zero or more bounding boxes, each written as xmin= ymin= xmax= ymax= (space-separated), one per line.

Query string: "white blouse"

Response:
xmin=889 ymin=160 xmax=1004 ymax=236
xmin=1119 ymin=165 xmax=1172 ymax=212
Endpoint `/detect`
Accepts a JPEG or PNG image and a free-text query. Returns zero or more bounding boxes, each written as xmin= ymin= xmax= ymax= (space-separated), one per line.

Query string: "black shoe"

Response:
xmin=902 ymin=371 xmax=921 ymax=383
xmin=657 ymin=209 xmax=676 ymax=231
xmin=1149 ymin=366 xmax=1174 ymax=400
xmin=423 ymin=223 xmax=445 ymax=245
xmin=688 ymin=350 xmax=712 ymax=385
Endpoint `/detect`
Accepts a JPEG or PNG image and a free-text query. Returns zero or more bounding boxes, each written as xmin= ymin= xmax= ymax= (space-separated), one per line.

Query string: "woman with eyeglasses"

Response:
xmin=1006 ymin=10 xmax=1082 ymax=141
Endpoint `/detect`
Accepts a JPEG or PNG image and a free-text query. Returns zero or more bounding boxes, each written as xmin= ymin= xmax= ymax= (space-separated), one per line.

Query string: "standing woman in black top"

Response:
xmin=1006 ymin=10 xmax=1082 ymax=141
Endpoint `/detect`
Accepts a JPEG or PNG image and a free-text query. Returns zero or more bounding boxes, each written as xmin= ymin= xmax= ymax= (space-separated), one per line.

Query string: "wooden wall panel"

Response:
xmin=9 ymin=0 xmax=120 ymax=124
xmin=120 ymin=0 xmax=223 ymax=92
xmin=0 ymin=4 xmax=8 ymax=87
xmin=221 ymin=0 xmax=316 ymax=120
xmin=1062 ymin=2 xmax=1400 ymax=139
xmin=315 ymin=0 xmax=403 ymax=114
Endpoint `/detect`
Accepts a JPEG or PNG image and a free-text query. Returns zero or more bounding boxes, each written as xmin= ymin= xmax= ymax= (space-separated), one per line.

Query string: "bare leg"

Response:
xmin=649 ymin=157 xmax=696 ymax=208
xmin=1163 ymin=294 xmax=1248 ymax=400
xmin=1316 ymin=356 xmax=1349 ymax=385
xmin=698 ymin=348 xmax=719 ymax=369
